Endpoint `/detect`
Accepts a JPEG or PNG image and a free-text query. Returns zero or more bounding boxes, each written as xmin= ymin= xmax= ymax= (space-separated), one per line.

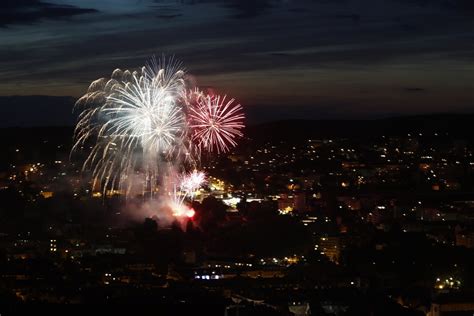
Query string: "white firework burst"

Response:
xmin=72 ymin=57 xmax=192 ymax=196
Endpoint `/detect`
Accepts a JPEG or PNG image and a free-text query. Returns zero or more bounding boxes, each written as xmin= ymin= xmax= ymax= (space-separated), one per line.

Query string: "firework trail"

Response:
xmin=72 ymin=56 xmax=244 ymax=216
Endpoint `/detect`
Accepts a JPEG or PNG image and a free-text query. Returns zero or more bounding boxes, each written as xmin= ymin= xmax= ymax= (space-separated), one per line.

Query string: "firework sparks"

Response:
xmin=180 ymin=170 xmax=206 ymax=199
xmin=189 ymin=94 xmax=245 ymax=153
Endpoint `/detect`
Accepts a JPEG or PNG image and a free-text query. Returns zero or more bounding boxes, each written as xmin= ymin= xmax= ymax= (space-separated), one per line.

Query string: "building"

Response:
xmin=455 ymin=231 xmax=474 ymax=249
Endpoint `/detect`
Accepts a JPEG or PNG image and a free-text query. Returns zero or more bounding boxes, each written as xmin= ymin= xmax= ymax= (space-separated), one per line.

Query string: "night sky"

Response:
xmin=1 ymin=0 xmax=474 ymax=126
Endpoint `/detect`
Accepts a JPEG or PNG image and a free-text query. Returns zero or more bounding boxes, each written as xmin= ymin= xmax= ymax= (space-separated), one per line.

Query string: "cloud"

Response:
xmin=403 ymin=87 xmax=426 ymax=92
xmin=396 ymin=0 xmax=474 ymax=10
xmin=177 ymin=0 xmax=276 ymax=19
xmin=222 ymin=0 xmax=274 ymax=19
xmin=0 ymin=0 xmax=97 ymax=27
xmin=156 ymin=14 xmax=182 ymax=19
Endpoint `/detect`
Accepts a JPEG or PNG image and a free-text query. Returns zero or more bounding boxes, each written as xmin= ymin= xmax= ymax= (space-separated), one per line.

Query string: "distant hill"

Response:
xmin=1 ymin=95 xmax=473 ymax=138
xmin=245 ymin=113 xmax=474 ymax=142
xmin=0 ymin=95 xmax=76 ymax=127
xmin=1 ymin=113 xmax=474 ymax=147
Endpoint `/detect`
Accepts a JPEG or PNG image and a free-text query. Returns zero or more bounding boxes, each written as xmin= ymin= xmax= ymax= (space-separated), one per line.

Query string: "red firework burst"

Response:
xmin=188 ymin=94 xmax=245 ymax=153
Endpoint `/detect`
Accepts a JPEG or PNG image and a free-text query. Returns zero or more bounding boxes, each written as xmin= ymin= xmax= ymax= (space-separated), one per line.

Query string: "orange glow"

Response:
xmin=172 ymin=204 xmax=195 ymax=219
xmin=40 ymin=191 xmax=53 ymax=199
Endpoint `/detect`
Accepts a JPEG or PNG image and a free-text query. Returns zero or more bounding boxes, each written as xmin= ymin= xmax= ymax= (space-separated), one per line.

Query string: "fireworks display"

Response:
xmin=72 ymin=57 xmax=244 ymax=216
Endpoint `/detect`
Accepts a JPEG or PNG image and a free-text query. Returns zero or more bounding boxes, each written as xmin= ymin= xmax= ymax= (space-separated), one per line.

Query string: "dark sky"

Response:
xmin=0 ymin=0 xmax=474 ymax=125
